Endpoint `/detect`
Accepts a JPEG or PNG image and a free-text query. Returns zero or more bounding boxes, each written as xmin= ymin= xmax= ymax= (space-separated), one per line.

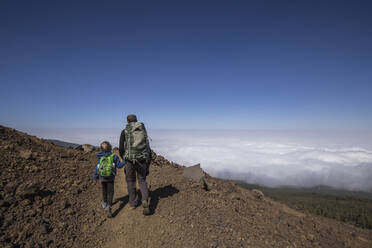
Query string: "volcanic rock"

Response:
xmin=183 ymin=163 xmax=209 ymax=190
xmin=76 ymin=144 xmax=96 ymax=152
xmin=19 ymin=150 xmax=32 ymax=160
xmin=252 ymin=189 xmax=265 ymax=200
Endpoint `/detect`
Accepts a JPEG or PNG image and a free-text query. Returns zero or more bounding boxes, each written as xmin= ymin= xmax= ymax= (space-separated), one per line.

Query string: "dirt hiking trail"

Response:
xmin=100 ymin=168 xmax=181 ymax=248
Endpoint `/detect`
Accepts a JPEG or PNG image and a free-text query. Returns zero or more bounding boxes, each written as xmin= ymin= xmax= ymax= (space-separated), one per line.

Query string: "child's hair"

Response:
xmin=100 ymin=141 xmax=112 ymax=152
xmin=112 ymin=147 xmax=119 ymax=154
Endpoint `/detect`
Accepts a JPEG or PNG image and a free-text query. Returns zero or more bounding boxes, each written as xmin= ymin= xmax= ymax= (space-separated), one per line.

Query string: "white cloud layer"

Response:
xmin=27 ymin=128 xmax=372 ymax=192
xmin=149 ymin=130 xmax=372 ymax=192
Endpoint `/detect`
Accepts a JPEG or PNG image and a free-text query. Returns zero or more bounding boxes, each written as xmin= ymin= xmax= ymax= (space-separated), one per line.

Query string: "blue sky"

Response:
xmin=1 ymin=0 xmax=371 ymax=130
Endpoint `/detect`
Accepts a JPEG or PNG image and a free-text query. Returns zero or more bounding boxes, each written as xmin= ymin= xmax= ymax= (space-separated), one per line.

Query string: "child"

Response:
xmin=93 ymin=141 xmax=125 ymax=217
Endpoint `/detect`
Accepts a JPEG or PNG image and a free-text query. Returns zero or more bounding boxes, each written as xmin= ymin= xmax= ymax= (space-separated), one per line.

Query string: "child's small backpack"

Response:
xmin=98 ymin=154 xmax=115 ymax=178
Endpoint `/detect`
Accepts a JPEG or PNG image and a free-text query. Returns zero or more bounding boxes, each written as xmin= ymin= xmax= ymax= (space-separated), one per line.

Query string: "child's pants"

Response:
xmin=101 ymin=181 xmax=114 ymax=206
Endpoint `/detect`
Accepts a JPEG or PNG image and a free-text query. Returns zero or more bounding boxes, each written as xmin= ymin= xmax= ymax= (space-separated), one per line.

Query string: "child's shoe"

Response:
xmin=142 ymin=200 xmax=150 ymax=215
xmin=101 ymin=202 xmax=107 ymax=209
xmin=105 ymin=206 xmax=112 ymax=218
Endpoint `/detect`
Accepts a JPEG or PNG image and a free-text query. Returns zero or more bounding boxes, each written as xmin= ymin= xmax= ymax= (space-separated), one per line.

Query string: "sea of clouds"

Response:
xmin=27 ymin=128 xmax=372 ymax=192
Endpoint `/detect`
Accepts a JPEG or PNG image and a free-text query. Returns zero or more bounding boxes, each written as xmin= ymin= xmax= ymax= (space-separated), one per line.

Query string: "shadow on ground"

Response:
xmin=112 ymin=195 xmax=129 ymax=217
xmin=149 ymin=184 xmax=179 ymax=215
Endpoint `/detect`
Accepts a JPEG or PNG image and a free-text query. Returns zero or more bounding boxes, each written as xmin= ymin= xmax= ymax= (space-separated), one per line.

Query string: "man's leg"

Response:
xmin=137 ymin=169 xmax=149 ymax=202
xmin=136 ymin=161 xmax=150 ymax=215
xmin=125 ymin=161 xmax=138 ymax=207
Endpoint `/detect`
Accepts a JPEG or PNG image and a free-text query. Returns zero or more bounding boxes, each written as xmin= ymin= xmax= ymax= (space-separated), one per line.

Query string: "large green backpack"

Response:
xmin=124 ymin=122 xmax=151 ymax=163
xmin=98 ymin=154 xmax=115 ymax=177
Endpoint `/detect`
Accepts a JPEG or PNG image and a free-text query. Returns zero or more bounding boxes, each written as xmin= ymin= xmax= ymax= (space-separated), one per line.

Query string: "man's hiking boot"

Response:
xmin=129 ymin=205 xmax=137 ymax=210
xmin=101 ymin=202 xmax=107 ymax=209
xmin=142 ymin=200 xmax=150 ymax=215
xmin=105 ymin=206 xmax=112 ymax=218
xmin=129 ymin=199 xmax=139 ymax=210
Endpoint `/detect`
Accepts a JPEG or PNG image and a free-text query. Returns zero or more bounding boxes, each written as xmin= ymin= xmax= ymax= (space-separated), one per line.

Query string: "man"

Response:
xmin=119 ymin=114 xmax=151 ymax=215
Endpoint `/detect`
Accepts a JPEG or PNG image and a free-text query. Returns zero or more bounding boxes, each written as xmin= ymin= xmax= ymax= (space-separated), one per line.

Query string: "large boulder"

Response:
xmin=183 ymin=164 xmax=209 ymax=190
xmin=252 ymin=189 xmax=265 ymax=200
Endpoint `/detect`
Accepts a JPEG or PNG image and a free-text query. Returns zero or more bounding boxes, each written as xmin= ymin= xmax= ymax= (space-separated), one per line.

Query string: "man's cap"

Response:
xmin=127 ymin=114 xmax=137 ymax=123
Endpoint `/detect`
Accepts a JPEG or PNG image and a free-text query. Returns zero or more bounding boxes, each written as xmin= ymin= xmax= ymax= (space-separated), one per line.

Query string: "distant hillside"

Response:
xmin=236 ymin=182 xmax=372 ymax=229
xmin=46 ymin=139 xmax=80 ymax=148
xmin=235 ymin=183 xmax=372 ymax=199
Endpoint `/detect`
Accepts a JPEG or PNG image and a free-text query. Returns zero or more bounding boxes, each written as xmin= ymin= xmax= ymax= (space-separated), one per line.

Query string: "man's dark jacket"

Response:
xmin=119 ymin=129 xmax=126 ymax=158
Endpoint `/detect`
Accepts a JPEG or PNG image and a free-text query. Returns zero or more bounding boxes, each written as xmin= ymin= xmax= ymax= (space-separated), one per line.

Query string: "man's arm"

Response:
xmin=113 ymin=154 xmax=125 ymax=168
xmin=119 ymin=129 xmax=126 ymax=157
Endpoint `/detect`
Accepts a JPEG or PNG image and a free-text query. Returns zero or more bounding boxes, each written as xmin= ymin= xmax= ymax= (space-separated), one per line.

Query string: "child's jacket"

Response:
xmin=93 ymin=151 xmax=126 ymax=181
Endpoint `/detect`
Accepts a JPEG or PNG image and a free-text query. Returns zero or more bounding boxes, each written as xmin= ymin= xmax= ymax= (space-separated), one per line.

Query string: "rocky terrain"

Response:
xmin=0 ymin=125 xmax=102 ymax=247
xmin=1 ymin=125 xmax=372 ymax=247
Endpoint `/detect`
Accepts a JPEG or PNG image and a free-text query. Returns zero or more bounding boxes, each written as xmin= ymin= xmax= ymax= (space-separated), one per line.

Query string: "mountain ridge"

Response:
xmin=45 ymin=139 xmax=81 ymax=149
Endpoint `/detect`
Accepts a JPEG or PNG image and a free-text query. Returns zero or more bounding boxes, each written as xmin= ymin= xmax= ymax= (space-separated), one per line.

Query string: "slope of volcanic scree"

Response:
xmin=1 ymin=125 xmax=372 ymax=248
xmin=0 ymin=126 xmax=104 ymax=247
